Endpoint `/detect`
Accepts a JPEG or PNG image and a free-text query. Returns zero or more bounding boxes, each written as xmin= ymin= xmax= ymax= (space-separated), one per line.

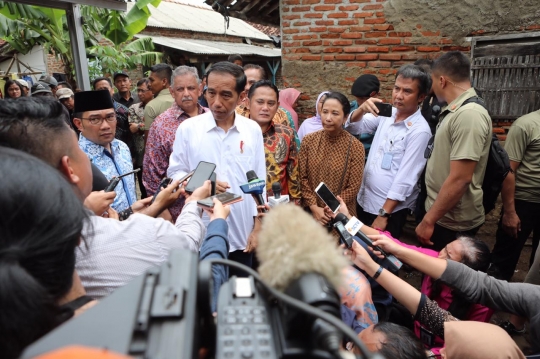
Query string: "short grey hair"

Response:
xmin=171 ymin=66 xmax=200 ymax=85
xmin=395 ymin=64 xmax=432 ymax=97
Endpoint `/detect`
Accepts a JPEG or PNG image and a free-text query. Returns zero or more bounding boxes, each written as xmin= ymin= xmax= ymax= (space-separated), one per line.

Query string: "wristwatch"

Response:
xmin=378 ymin=208 xmax=391 ymax=218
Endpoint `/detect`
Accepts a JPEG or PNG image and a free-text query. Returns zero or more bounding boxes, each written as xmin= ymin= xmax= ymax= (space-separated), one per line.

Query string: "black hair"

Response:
xmin=0 ymin=146 xmax=88 ymax=359
xmin=431 ymin=236 xmax=490 ymax=320
xmin=206 ymin=61 xmax=247 ymax=95
xmin=322 ymin=91 xmax=351 ymax=117
xmin=372 ymin=322 xmax=427 ymax=359
xmin=247 ymin=80 xmax=279 ymax=100
xmin=4 ymin=79 xmax=23 ymax=99
xmin=396 ymin=64 xmax=432 ymax=97
xmin=244 ymin=64 xmax=267 ymax=79
xmin=0 ymin=97 xmax=73 ymax=169
xmin=150 ymin=63 xmax=173 ymax=85
xmin=92 ymin=76 xmax=112 ymax=90
xmin=432 ymin=51 xmax=471 ymax=82
xmin=228 ymin=54 xmax=243 ymax=64
xmin=137 ymin=77 xmax=150 ymax=87
xmin=57 ymin=81 xmax=73 ymax=90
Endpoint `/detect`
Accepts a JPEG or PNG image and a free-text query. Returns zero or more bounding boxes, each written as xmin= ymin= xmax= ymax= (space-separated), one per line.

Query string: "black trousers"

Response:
xmin=356 ymin=203 xmax=409 ymax=239
xmin=429 ymin=223 xmax=482 ymax=252
xmin=228 ymin=250 xmax=253 ymax=278
xmin=490 ymin=199 xmax=540 ymax=281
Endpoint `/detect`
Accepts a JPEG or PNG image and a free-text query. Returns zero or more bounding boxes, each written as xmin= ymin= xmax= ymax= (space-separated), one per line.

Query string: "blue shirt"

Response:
xmin=79 ymin=135 xmax=136 ymax=211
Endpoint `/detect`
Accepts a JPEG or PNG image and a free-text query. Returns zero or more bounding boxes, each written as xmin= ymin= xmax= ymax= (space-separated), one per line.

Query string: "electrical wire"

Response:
xmin=206 ymin=258 xmax=384 ymax=359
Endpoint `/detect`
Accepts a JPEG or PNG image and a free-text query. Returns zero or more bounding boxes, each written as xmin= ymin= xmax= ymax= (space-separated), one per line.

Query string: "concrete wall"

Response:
xmin=280 ymin=0 xmax=540 ymax=133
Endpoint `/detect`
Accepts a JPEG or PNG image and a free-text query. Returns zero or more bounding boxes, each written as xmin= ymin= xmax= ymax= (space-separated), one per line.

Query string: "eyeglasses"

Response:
xmin=81 ymin=114 xmax=117 ymax=125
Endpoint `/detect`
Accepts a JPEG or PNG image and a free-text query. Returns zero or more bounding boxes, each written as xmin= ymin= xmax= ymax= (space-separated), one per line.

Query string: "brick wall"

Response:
xmin=280 ymin=0 xmax=540 ymax=139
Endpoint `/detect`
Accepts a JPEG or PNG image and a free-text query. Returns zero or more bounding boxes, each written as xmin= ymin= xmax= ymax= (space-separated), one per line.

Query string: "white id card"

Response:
xmin=381 ymin=152 xmax=393 ymax=170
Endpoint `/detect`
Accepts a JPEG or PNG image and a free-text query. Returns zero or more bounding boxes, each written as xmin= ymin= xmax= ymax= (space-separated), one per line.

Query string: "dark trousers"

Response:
xmin=430 ymin=223 xmax=482 ymax=252
xmin=356 ymin=203 xmax=409 ymax=239
xmin=135 ymin=165 xmax=147 ymax=198
xmin=490 ymin=199 xmax=540 ymax=281
xmin=228 ymin=250 xmax=253 ymax=278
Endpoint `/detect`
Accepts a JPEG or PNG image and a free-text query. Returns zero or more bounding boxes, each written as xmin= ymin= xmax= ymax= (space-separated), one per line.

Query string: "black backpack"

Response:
xmin=462 ymin=97 xmax=511 ymax=214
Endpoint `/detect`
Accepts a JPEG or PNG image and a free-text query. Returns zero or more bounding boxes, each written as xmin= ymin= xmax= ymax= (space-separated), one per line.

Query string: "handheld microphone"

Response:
xmin=257 ymin=205 xmax=348 ymax=354
xmin=239 ymin=170 xmax=267 ymax=212
xmin=268 ymin=182 xmax=290 ymax=208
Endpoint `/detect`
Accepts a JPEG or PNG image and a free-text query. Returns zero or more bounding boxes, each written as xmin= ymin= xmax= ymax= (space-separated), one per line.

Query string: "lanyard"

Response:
xmin=103 ymin=148 xmax=133 ymax=207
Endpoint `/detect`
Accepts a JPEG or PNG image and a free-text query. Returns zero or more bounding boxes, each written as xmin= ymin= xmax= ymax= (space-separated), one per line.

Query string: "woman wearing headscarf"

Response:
xmin=279 ymin=88 xmax=301 ymax=130
xmin=297 ymin=91 xmax=329 ymax=142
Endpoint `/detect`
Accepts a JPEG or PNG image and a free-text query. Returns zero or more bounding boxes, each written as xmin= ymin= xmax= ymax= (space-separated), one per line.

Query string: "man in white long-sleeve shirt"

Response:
xmin=168 ymin=62 xmax=266 ymax=275
xmin=345 ymin=64 xmax=431 ymax=239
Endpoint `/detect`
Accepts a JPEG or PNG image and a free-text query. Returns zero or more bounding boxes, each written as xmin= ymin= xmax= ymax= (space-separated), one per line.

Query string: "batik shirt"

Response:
xmin=79 ymin=135 xmax=136 ymax=212
xmin=262 ymin=122 xmax=301 ymax=203
xmin=143 ymin=103 xmax=208 ymax=221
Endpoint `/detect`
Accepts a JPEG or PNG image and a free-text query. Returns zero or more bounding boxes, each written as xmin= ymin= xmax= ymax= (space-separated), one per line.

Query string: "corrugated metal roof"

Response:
xmin=128 ymin=2 xmax=271 ymax=41
xmin=137 ymin=35 xmax=281 ymax=57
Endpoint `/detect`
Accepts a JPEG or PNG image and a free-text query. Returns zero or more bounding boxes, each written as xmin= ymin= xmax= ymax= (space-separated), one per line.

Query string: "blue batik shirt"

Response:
xmin=79 ymin=135 xmax=136 ymax=212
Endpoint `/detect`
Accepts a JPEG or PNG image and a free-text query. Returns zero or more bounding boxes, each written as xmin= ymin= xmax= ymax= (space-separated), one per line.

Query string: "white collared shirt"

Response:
xmin=167 ymin=111 xmax=266 ymax=251
xmin=347 ymin=107 xmax=431 ymax=214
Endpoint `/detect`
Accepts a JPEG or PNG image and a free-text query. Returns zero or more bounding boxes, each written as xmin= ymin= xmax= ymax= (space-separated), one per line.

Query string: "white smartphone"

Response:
xmin=314 ymin=182 xmax=341 ymax=213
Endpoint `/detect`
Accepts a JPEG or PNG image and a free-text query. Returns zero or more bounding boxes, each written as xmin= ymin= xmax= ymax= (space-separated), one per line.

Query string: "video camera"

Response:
xmin=23 ymin=251 xmax=382 ymax=359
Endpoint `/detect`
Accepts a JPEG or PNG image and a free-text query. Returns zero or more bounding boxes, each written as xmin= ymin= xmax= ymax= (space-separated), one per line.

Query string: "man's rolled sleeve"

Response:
xmin=504 ymin=124 xmax=527 ymax=163
xmin=167 ymin=124 xmax=189 ymax=181
xmin=344 ymin=112 xmax=381 ymax=135
xmin=175 ymin=201 xmax=206 ymax=251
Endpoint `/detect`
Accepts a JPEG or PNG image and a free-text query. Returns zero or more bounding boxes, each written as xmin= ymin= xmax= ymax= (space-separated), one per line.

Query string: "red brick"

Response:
xmin=291 ymin=5 xmax=310 ymax=11
xmin=283 ymin=41 xmax=301 ymax=47
xmin=392 ymin=45 xmax=414 ymax=51
xmin=302 ymin=54 xmax=322 ymax=61
xmin=416 ymin=24 xmax=422 ymax=29
xmin=388 ymin=31 xmax=412 ymax=37
xmin=284 ymin=0 xmax=300 ymax=4
xmin=283 ymin=15 xmax=301 ymax=20
xmin=493 ymin=127 xmax=505 ymax=134
xmin=373 ymin=24 xmax=394 ymax=31
xmin=284 ymin=54 xmax=301 ymax=60
xmin=379 ymin=54 xmax=402 ymax=61
xmin=354 ymin=39 xmax=377 ymax=45
xmin=328 ymin=12 xmax=348 ymax=18
xmin=417 ymin=46 xmax=441 ymax=52
xmin=439 ymin=38 xmax=455 ymax=45
xmin=302 ymin=0 xmax=320 ymax=3
xmin=378 ymin=38 xmax=401 ymax=45
xmin=292 ymin=34 xmax=315 ymax=40
xmin=333 ymin=40 xmax=353 ymax=46
xmin=349 ymin=0 xmax=371 ymax=2
xmin=314 ymin=5 xmax=335 ymax=10
xmin=496 ymin=135 xmax=507 ymax=142
xmin=302 ymin=40 xmax=322 ymax=46
xmin=336 ymin=54 xmax=356 ymax=61
xmin=338 ymin=5 xmax=359 ymax=11
xmin=379 ymin=68 xmax=398 ymax=75
xmin=305 ymin=13 xmax=323 ymax=18
xmin=293 ymin=21 xmax=311 ymax=26
xmin=315 ymin=20 xmax=335 ymax=25
xmin=341 ymin=33 xmax=363 ymax=39
xmin=320 ymin=33 xmax=340 ymax=39
xmin=323 ymin=55 xmax=335 ymax=61
xmin=364 ymin=18 xmax=386 ymax=24
xmin=324 ymin=0 xmax=341 ymax=3
xmin=356 ymin=54 xmax=378 ymax=60
xmin=344 ymin=46 xmax=366 ymax=53
xmin=400 ymin=54 xmax=425 ymax=61
xmin=526 ymin=24 xmax=540 ymax=30
xmin=309 ymin=48 xmax=323 ymax=54
xmin=365 ymin=31 xmax=388 ymax=38
xmin=442 ymin=46 xmax=470 ymax=51
xmin=323 ymin=47 xmax=343 ymax=53
xmin=368 ymin=61 xmax=391 ymax=68
xmin=282 ymin=21 xmax=291 ymax=27
xmin=293 ymin=48 xmax=310 ymax=53
xmin=353 ymin=12 xmax=374 ymax=18
xmin=351 ymin=25 xmax=371 ymax=31
xmin=329 ymin=26 xmax=347 ymax=33
xmin=309 ymin=26 xmax=327 ymax=32
xmin=283 ymin=28 xmax=300 ymax=34
xmin=367 ymin=46 xmax=389 ymax=53
xmin=421 ymin=30 xmax=441 ymax=36
xmin=338 ymin=19 xmax=358 ymax=25
xmin=376 ymin=11 xmax=385 ymax=17
xmin=363 ymin=4 xmax=383 ymax=10
xmin=346 ymin=61 xmax=367 ymax=67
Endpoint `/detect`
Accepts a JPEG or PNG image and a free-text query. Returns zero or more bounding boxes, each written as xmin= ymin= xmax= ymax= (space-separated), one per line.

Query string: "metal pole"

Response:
xmin=66 ymin=3 xmax=90 ymax=90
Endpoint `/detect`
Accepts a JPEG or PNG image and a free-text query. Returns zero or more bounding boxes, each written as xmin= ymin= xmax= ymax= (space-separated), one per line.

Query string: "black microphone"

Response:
xmin=244 ymin=170 xmax=267 ymax=212
xmin=271 ymin=182 xmax=281 ymax=199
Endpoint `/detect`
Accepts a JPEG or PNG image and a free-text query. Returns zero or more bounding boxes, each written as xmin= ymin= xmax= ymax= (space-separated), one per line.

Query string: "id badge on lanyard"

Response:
xmin=381 ymin=152 xmax=393 ymax=170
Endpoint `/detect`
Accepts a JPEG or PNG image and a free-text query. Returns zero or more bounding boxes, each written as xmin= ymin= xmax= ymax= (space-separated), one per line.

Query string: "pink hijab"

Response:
xmin=279 ymin=88 xmax=301 ymax=130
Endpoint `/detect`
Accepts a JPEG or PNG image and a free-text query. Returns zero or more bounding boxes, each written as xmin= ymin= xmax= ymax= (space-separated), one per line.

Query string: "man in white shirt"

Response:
xmin=168 ymin=62 xmax=266 ymax=274
xmin=345 ymin=64 xmax=432 ymax=238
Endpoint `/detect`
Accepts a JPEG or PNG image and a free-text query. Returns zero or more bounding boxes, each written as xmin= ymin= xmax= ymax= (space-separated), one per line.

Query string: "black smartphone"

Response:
xmin=197 ymin=192 xmax=243 ymax=210
xmin=315 ymin=182 xmax=340 ymax=213
xmin=375 ymin=102 xmax=393 ymax=117
xmin=185 ymin=161 xmax=216 ymax=194
xmin=150 ymin=170 xmax=195 ymax=204
xmin=210 ymin=172 xmax=217 ymax=196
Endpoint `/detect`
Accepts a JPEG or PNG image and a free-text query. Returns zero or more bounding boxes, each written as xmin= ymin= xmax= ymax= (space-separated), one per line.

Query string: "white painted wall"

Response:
xmin=0 ymin=45 xmax=47 ymax=83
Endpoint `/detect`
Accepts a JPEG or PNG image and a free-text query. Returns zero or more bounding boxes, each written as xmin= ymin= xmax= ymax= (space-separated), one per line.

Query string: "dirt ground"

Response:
xmin=399 ymin=200 xmax=534 ymax=353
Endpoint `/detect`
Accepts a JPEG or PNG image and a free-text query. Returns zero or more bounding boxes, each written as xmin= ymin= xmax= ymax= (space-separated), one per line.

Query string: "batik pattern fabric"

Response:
xmin=127 ymin=102 xmax=146 ymax=166
xmin=263 ymin=122 xmax=301 ymax=203
xmin=340 ymin=266 xmax=378 ymax=330
xmin=143 ymin=103 xmax=208 ymax=222
xmin=79 ymin=135 xmax=136 ymax=212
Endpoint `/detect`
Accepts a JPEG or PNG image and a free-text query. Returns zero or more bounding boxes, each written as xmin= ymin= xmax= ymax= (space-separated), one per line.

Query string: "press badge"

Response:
xmin=381 ymin=152 xmax=393 ymax=170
